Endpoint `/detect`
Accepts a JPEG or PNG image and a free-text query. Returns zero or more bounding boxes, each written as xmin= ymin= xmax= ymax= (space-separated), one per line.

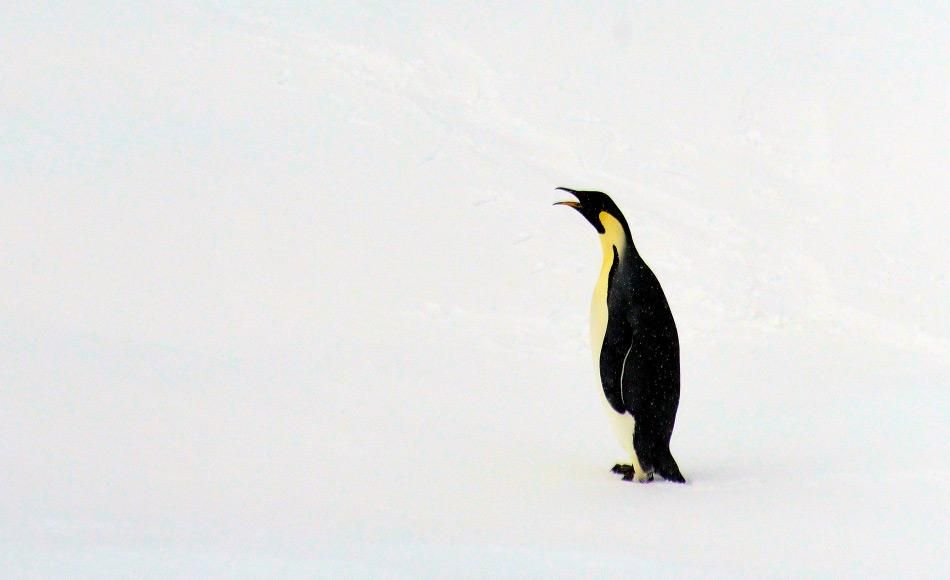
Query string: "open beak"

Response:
xmin=553 ymin=187 xmax=582 ymax=209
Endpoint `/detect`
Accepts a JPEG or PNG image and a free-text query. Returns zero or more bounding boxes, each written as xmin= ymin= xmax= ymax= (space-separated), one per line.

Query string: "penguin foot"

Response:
xmin=611 ymin=464 xmax=654 ymax=482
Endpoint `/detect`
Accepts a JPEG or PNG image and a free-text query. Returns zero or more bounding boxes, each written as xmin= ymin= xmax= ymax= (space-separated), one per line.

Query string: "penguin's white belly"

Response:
xmin=602 ymin=389 xmax=636 ymax=458
xmin=591 ymin=270 xmax=636 ymax=459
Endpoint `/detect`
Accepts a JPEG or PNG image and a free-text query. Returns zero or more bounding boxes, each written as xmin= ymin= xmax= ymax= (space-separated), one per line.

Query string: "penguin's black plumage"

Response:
xmin=556 ymin=188 xmax=685 ymax=483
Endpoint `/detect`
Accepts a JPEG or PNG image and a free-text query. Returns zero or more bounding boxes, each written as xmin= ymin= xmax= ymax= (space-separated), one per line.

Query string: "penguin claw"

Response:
xmin=612 ymin=464 xmax=654 ymax=482
xmin=623 ymin=471 xmax=654 ymax=482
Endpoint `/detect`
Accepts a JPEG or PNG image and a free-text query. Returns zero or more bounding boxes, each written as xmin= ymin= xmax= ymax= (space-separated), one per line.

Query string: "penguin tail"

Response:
xmin=654 ymin=448 xmax=686 ymax=483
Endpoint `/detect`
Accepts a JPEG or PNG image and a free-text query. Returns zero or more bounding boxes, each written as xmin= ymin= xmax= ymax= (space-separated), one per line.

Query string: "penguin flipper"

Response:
xmin=599 ymin=317 xmax=632 ymax=414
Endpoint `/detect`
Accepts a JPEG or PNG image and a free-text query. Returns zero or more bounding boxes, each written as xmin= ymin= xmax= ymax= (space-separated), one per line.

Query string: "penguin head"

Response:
xmin=554 ymin=187 xmax=626 ymax=234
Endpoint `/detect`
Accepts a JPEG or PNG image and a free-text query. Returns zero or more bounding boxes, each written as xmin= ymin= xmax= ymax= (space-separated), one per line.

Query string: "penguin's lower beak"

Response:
xmin=554 ymin=187 xmax=582 ymax=209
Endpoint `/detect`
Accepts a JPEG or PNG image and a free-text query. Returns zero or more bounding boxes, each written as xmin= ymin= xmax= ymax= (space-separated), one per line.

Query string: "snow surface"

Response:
xmin=2 ymin=2 xmax=948 ymax=577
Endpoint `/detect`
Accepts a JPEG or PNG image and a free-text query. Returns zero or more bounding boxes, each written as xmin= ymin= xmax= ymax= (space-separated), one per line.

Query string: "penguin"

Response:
xmin=555 ymin=187 xmax=686 ymax=483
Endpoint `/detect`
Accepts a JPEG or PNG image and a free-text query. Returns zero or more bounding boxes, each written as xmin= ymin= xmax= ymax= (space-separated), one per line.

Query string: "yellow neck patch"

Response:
xmin=598 ymin=211 xmax=627 ymax=265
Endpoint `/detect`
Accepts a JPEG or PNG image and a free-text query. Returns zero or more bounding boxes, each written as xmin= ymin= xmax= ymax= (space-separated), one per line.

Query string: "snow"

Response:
xmin=2 ymin=2 xmax=948 ymax=577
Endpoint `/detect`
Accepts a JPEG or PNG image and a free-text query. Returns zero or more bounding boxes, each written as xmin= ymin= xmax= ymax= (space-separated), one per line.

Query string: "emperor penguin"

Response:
xmin=555 ymin=187 xmax=685 ymax=483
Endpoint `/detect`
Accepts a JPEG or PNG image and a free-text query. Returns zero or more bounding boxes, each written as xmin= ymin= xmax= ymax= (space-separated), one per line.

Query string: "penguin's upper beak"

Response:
xmin=554 ymin=187 xmax=582 ymax=209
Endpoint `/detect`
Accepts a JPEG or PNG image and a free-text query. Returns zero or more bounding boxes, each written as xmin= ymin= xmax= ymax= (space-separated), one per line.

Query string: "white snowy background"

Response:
xmin=2 ymin=1 xmax=948 ymax=577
